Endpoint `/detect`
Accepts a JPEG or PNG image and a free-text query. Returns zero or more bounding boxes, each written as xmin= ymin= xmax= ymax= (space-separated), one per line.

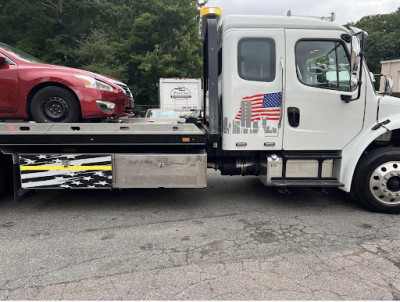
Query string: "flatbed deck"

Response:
xmin=0 ymin=122 xmax=206 ymax=146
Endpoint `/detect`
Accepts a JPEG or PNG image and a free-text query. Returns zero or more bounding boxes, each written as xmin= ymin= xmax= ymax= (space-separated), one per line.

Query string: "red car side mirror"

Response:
xmin=0 ymin=57 xmax=6 ymax=64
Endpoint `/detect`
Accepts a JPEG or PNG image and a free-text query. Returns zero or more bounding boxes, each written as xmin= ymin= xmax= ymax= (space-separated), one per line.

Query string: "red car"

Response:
xmin=0 ymin=42 xmax=133 ymax=123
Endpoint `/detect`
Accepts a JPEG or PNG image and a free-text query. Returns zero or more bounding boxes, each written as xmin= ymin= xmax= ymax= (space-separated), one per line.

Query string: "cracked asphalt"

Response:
xmin=0 ymin=170 xmax=400 ymax=300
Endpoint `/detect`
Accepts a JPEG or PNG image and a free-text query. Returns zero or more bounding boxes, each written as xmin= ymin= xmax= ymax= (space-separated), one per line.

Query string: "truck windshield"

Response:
xmin=0 ymin=42 xmax=43 ymax=63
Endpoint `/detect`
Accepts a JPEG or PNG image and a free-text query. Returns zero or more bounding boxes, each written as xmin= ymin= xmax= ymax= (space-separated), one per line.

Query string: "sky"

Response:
xmin=204 ymin=0 xmax=400 ymax=25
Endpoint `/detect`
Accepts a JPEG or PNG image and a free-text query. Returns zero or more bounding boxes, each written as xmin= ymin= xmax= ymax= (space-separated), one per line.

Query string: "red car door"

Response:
xmin=0 ymin=56 xmax=18 ymax=112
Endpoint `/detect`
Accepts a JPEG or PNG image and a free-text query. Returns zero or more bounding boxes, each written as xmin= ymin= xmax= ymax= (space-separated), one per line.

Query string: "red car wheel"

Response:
xmin=31 ymin=86 xmax=80 ymax=123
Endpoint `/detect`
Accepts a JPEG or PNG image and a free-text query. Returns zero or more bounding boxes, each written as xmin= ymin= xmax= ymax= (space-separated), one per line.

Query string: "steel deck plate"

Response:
xmin=0 ymin=122 xmax=206 ymax=146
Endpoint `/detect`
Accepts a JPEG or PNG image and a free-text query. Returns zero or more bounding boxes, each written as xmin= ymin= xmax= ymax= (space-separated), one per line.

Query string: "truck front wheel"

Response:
xmin=353 ymin=147 xmax=400 ymax=213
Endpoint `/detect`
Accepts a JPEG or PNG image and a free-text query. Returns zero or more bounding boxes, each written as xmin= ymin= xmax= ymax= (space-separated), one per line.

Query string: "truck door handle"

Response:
xmin=287 ymin=107 xmax=300 ymax=127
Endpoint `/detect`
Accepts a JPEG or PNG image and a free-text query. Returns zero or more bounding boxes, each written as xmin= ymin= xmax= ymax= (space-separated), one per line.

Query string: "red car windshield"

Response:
xmin=0 ymin=42 xmax=43 ymax=63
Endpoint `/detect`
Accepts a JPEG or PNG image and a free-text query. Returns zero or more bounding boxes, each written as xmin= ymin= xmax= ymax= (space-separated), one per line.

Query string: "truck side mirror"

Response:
xmin=350 ymin=36 xmax=362 ymax=92
xmin=350 ymin=36 xmax=361 ymax=72
xmin=369 ymin=72 xmax=376 ymax=83
xmin=384 ymin=78 xmax=393 ymax=95
xmin=350 ymin=74 xmax=359 ymax=89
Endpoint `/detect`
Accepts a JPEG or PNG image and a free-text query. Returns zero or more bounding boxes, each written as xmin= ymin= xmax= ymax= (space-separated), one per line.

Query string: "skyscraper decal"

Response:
xmin=224 ymin=92 xmax=282 ymax=136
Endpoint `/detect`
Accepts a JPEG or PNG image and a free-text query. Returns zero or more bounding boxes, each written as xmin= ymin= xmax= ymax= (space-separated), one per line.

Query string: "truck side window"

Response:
xmin=238 ymin=38 xmax=275 ymax=82
xmin=295 ymin=40 xmax=351 ymax=91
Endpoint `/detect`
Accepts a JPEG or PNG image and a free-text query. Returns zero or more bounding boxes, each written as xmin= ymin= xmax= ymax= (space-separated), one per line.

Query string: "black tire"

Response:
xmin=0 ymin=159 xmax=5 ymax=194
xmin=0 ymin=155 xmax=12 ymax=196
xmin=30 ymin=86 xmax=80 ymax=123
xmin=353 ymin=147 xmax=400 ymax=213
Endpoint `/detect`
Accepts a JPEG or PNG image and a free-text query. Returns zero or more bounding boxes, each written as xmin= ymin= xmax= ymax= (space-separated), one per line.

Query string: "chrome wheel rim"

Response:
xmin=369 ymin=161 xmax=400 ymax=205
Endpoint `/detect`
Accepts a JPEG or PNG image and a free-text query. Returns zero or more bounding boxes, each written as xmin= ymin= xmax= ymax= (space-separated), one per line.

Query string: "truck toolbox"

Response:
xmin=114 ymin=151 xmax=207 ymax=188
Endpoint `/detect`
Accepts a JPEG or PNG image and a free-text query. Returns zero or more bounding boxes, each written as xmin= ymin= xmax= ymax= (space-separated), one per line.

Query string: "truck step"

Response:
xmin=282 ymin=151 xmax=341 ymax=160
xmin=270 ymin=178 xmax=344 ymax=187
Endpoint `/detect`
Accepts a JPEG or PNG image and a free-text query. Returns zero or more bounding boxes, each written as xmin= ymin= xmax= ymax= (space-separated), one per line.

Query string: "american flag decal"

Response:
xmin=235 ymin=92 xmax=282 ymax=121
xmin=19 ymin=154 xmax=113 ymax=189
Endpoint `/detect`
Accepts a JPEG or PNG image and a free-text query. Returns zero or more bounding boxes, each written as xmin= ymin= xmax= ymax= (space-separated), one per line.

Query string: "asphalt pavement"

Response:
xmin=0 ymin=170 xmax=399 ymax=300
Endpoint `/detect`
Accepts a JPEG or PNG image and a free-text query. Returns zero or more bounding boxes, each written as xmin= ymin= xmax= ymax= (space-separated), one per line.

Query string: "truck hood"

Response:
xmin=378 ymin=95 xmax=400 ymax=121
xmin=24 ymin=62 xmax=122 ymax=85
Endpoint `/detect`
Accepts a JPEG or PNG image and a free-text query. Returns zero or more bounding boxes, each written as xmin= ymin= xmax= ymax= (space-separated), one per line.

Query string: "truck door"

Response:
xmin=283 ymin=29 xmax=365 ymax=150
xmin=221 ymin=28 xmax=285 ymax=151
xmin=0 ymin=55 xmax=18 ymax=112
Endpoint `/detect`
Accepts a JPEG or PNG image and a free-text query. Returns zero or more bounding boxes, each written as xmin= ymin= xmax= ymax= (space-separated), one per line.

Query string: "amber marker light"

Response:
xmin=200 ymin=7 xmax=222 ymax=17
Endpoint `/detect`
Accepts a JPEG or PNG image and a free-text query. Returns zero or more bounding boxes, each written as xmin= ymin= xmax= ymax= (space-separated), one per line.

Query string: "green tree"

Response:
xmin=0 ymin=0 xmax=55 ymax=58
xmin=75 ymin=30 xmax=128 ymax=82
xmin=125 ymin=0 xmax=203 ymax=105
xmin=346 ymin=8 xmax=400 ymax=75
xmin=0 ymin=0 xmax=103 ymax=65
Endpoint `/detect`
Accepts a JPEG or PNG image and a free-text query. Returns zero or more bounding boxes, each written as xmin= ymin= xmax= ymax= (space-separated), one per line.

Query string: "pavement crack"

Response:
xmin=390 ymin=283 xmax=400 ymax=300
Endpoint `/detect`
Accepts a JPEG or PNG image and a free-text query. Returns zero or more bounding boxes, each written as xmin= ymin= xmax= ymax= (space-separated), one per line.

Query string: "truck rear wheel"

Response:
xmin=353 ymin=147 xmax=400 ymax=213
xmin=31 ymin=86 xmax=80 ymax=123
xmin=0 ymin=154 xmax=11 ymax=195
xmin=0 ymin=159 xmax=5 ymax=194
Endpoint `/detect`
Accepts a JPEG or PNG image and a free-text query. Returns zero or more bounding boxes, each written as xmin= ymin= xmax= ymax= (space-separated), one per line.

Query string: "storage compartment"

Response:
xmin=286 ymin=160 xmax=319 ymax=178
xmin=114 ymin=150 xmax=207 ymax=188
xmin=321 ymin=159 xmax=334 ymax=178
xmin=285 ymin=159 xmax=334 ymax=178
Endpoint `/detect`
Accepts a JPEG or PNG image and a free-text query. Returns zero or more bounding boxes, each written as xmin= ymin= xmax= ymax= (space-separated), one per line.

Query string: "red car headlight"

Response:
xmin=75 ymin=75 xmax=113 ymax=92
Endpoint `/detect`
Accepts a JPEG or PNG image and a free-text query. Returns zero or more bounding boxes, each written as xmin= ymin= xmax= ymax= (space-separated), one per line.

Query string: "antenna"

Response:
xmin=287 ymin=10 xmax=336 ymax=22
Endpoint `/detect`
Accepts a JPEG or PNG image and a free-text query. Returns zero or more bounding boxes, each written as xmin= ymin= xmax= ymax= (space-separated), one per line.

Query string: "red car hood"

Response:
xmin=21 ymin=61 xmax=121 ymax=84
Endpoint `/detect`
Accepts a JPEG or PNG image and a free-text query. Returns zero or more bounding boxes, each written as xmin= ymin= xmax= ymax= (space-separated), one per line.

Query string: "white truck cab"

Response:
xmin=220 ymin=15 xmax=368 ymax=151
xmin=201 ymin=8 xmax=400 ymax=213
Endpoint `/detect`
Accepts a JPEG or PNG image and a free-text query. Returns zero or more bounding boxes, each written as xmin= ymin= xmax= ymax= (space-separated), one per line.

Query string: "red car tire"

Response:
xmin=30 ymin=86 xmax=80 ymax=123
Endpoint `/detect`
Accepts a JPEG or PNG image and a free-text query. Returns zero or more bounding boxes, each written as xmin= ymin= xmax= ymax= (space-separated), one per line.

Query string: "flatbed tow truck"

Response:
xmin=0 ymin=7 xmax=400 ymax=213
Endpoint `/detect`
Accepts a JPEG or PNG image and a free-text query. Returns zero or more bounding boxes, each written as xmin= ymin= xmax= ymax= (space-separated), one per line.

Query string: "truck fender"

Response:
xmin=340 ymin=121 xmax=388 ymax=192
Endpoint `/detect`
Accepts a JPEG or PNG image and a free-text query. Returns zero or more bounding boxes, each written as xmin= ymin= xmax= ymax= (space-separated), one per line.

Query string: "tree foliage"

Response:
xmin=0 ymin=1 xmax=398 ymax=106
